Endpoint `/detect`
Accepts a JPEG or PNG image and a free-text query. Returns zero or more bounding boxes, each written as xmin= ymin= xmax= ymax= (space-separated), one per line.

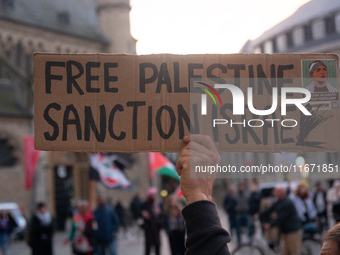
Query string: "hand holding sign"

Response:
xmin=176 ymin=135 xmax=220 ymax=205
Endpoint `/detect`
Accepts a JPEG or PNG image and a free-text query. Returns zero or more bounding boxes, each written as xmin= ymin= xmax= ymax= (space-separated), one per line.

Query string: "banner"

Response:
xmin=34 ymin=53 xmax=340 ymax=152
xmin=24 ymin=136 xmax=40 ymax=190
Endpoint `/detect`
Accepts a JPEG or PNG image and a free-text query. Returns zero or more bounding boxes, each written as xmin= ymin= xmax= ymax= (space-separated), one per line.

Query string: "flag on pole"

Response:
xmin=89 ymin=153 xmax=131 ymax=189
xmin=174 ymin=186 xmax=185 ymax=199
xmin=149 ymin=152 xmax=180 ymax=181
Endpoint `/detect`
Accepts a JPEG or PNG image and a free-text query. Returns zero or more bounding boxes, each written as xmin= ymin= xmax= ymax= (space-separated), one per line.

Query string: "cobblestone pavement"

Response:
xmin=8 ymin=209 xmax=232 ymax=255
xmin=9 ymin=227 xmax=171 ymax=255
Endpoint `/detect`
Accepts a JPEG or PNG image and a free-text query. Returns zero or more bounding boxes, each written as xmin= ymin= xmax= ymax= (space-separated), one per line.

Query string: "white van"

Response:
xmin=0 ymin=202 xmax=27 ymax=239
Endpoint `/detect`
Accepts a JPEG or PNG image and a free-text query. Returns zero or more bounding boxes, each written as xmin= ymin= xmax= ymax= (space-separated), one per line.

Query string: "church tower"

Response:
xmin=97 ymin=0 xmax=136 ymax=54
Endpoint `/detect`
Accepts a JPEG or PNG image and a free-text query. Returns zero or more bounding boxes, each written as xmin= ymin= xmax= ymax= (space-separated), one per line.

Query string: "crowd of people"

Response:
xmin=3 ymin=135 xmax=340 ymax=255
xmin=22 ymin=188 xmax=186 ymax=255
xmin=223 ymin=179 xmax=340 ymax=254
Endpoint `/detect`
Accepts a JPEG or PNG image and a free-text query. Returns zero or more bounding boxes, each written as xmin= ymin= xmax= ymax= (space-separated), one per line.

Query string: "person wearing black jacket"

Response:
xmin=260 ymin=185 xmax=302 ymax=255
xmin=249 ymin=184 xmax=261 ymax=216
xmin=223 ymin=185 xmax=236 ymax=235
xmin=175 ymin=135 xmax=231 ymax=255
xmin=30 ymin=202 xmax=54 ymax=255
xmin=313 ymin=181 xmax=328 ymax=233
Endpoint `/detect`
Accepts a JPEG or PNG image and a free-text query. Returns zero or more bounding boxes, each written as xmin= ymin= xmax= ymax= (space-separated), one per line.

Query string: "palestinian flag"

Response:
xmin=89 ymin=153 xmax=131 ymax=189
xmin=174 ymin=186 xmax=185 ymax=199
xmin=149 ymin=152 xmax=180 ymax=181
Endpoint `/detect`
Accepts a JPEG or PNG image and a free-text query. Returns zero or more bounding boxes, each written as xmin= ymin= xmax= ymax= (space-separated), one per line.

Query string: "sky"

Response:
xmin=130 ymin=0 xmax=311 ymax=54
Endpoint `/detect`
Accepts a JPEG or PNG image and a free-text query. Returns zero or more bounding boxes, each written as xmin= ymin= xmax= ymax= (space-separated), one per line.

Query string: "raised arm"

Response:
xmin=176 ymin=135 xmax=231 ymax=255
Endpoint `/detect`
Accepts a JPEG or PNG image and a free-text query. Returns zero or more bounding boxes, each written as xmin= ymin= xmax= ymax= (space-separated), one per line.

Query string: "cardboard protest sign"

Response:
xmin=34 ymin=53 xmax=340 ymax=152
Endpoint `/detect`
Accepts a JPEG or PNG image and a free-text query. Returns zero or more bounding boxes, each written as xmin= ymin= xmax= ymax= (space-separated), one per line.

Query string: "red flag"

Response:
xmin=149 ymin=153 xmax=179 ymax=180
xmin=24 ymin=136 xmax=40 ymax=190
xmin=174 ymin=186 xmax=185 ymax=199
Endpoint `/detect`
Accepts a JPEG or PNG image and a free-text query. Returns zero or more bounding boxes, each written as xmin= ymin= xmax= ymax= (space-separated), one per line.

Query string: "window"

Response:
xmin=263 ymin=40 xmax=273 ymax=53
xmin=276 ymin=33 xmax=287 ymax=52
xmin=312 ymin=19 xmax=326 ymax=40
xmin=336 ymin=13 xmax=340 ymax=33
xmin=292 ymin=26 xmax=304 ymax=46
xmin=0 ymin=138 xmax=16 ymax=167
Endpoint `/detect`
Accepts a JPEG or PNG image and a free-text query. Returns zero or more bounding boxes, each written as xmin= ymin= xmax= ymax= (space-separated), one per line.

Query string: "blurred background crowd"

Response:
xmin=1 ymin=0 xmax=340 ymax=254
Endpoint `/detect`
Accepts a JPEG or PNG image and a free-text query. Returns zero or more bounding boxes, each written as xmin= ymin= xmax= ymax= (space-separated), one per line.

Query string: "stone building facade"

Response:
xmin=0 ymin=0 xmax=149 ymax=224
xmin=237 ymin=0 xmax=340 ymax=183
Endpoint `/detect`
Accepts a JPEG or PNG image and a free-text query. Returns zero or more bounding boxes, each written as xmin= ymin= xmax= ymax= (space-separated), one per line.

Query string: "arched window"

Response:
xmin=0 ymin=137 xmax=17 ymax=167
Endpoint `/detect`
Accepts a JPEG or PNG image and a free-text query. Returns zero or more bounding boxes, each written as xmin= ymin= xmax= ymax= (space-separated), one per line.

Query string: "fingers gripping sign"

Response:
xmin=176 ymin=135 xmax=221 ymax=205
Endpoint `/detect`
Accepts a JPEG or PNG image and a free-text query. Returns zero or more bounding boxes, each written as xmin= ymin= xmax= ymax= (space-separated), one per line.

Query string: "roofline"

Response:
xmin=252 ymin=7 xmax=340 ymax=46
xmin=0 ymin=16 xmax=110 ymax=45
xmin=0 ymin=112 xmax=33 ymax=119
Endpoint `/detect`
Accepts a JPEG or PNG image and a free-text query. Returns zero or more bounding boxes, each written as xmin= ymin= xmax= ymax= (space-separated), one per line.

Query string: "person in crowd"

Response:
xmin=164 ymin=195 xmax=186 ymax=255
xmin=65 ymin=198 xmax=81 ymax=233
xmin=321 ymin=223 xmax=340 ymax=255
xmin=115 ymin=200 xmax=127 ymax=235
xmin=249 ymin=184 xmax=261 ymax=216
xmin=64 ymin=200 xmax=94 ymax=255
xmin=93 ymin=195 xmax=120 ymax=255
xmin=30 ymin=202 xmax=54 ymax=255
xmin=260 ymin=185 xmax=302 ymax=255
xmin=248 ymin=183 xmax=261 ymax=237
xmin=289 ymin=181 xmax=318 ymax=234
xmin=0 ymin=211 xmax=17 ymax=255
xmin=141 ymin=187 xmax=163 ymax=255
xmin=313 ymin=181 xmax=328 ymax=233
xmin=327 ymin=180 xmax=340 ymax=225
xmin=130 ymin=193 xmax=143 ymax=221
xmin=223 ymin=185 xmax=236 ymax=235
xmin=175 ymin=135 xmax=231 ymax=255
xmin=259 ymin=189 xmax=279 ymax=250
xmin=130 ymin=193 xmax=144 ymax=238
xmin=235 ymin=182 xmax=252 ymax=244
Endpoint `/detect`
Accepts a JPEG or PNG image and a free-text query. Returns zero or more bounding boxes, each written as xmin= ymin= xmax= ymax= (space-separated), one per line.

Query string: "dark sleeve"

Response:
xmin=270 ymin=201 xmax=291 ymax=227
xmin=259 ymin=201 xmax=276 ymax=223
xmin=182 ymin=200 xmax=231 ymax=255
xmin=223 ymin=196 xmax=229 ymax=212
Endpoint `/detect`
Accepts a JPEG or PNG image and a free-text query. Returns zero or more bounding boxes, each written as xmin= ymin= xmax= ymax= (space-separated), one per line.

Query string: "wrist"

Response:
xmin=186 ymin=193 xmax=212 ymax=205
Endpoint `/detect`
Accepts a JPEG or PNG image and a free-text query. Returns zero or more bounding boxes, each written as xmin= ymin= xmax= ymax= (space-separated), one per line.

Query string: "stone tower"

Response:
xmin=97 ymin=0 xmax=136 ymax=54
